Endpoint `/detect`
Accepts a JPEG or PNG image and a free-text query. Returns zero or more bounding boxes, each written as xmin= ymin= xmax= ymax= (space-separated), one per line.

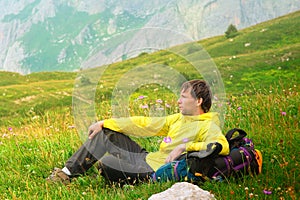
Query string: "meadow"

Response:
xmin=0 ymin=11 xmax=299 ymax=200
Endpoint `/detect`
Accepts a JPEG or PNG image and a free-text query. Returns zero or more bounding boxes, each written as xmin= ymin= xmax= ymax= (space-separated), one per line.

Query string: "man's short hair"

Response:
xmin=181 ymin=80 xmax=212 ymax=113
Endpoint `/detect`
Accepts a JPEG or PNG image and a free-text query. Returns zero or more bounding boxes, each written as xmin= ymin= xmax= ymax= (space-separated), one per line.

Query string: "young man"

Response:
xmin=47 ymin=80 xmax=229 ymax=184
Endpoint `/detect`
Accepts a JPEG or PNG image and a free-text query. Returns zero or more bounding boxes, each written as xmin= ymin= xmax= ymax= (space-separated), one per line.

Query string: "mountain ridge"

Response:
xmin=0 ymin=0 xmax=299 ymax=74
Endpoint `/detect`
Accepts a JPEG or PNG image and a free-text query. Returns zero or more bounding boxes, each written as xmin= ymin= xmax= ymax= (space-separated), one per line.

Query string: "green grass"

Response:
xmin=0 ymin=82 xmax=298 ymax=199
xmin=0 ymin=10 xmax=299 ymax=199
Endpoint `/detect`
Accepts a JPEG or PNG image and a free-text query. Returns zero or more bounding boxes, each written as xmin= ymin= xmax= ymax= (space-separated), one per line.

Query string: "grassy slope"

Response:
xmin=0 ymin=10 xmax=299 ymax=199
xmin=200 ymin=11 xmax=300 ymax=93
xmin=1 ymin=11 xmax=299 ymax=126
xmin=0 ymin=71 xmax=76 ymax=126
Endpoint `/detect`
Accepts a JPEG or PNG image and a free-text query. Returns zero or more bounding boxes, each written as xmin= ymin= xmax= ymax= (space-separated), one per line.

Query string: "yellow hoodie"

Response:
xmin=103 ymin=112 xmax=229 ymax=171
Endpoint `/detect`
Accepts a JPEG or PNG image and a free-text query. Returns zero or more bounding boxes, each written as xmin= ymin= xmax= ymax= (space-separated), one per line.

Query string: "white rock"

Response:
xmin=148 ymin=182 xmax=215 ymax=200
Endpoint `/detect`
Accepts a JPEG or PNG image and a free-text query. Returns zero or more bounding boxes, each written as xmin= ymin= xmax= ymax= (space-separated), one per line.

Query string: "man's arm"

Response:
xmin=186 ymin=137 xmax=229 ymax=156
xmin=87 ymin=115 xmax=169 ymax=139
xmin=185 ymin=121 xmax=229 ymax=156
xmin=103 ymin=116 xmax=171 ymax=137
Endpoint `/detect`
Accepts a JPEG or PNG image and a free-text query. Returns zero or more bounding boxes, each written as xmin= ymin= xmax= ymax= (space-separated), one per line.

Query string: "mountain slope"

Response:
xmin=0 ymin=0 xmax=299 ymax=74
xmin=0 ymin=10 xmax=299 ymax=126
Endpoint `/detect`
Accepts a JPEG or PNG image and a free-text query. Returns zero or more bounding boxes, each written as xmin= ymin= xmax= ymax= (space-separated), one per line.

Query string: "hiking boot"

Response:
xmin=46 ymin=167 xmax=70 ymax=184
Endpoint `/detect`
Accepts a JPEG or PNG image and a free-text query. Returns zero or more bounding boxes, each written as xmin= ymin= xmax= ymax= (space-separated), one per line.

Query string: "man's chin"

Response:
xmin=180 ymin=111 xmax=196 ymax=116
xmin=180 ymin=111 xmax=189 ymax=115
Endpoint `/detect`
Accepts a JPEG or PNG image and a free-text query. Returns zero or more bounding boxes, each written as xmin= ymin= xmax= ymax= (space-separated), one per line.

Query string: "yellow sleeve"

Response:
xmin=185 ymin=121 xmax=229 ymax=155
xmin=103 ymin=116 xmax=170 ymax=137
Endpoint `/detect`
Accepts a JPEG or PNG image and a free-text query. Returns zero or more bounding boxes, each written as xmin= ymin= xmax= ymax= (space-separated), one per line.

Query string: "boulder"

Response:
xmin=149 ymin=182 xmax=215 ymax=200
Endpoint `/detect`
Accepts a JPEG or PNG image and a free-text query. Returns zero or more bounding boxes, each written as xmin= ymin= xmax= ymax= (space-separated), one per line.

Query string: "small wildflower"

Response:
xmin=244 ymin=42 xmax=251 ymax=47
xmin=245 ymin=187 xmax=249 ymax=191
xmin=156 ymin=99 xmax=163 ymax=104
xmin=163 ymin=136 xmax=172 ymax=143
xmin=281 ymin=111 xmax=286 ymax=116
xmin=165 ymin=103 xmax=171 ymax=108
xmin=8 ymin=127 xmax=13 ymax=131
xmin=32 ymin=115 xmax=39 ymax=120
xmin=263 ymin=190 xmax=272 ymax=195
xmin=238 ymin=106 xmax=242 ymax=110
xmin=140 ymin=104 xmax=148 ymax=109
xmin=138 ymin=95 xmax=145 ymax=100
xmin=249 ymin=193 xmax=254 ymax=198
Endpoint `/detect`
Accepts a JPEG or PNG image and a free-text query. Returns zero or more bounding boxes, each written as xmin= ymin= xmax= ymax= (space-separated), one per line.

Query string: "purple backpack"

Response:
xmin=187 ymin=128 xmax=263 ymax=181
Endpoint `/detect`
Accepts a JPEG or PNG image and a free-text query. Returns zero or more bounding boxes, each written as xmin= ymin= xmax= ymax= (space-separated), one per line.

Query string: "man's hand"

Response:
xmin=165 ymin=144 xmax=186 ymax=163
xmin=88 ymin=120 xmax=104 ymax=139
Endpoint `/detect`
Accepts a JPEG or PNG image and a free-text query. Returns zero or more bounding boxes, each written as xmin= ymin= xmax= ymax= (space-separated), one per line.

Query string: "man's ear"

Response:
xmin=197 ymin=98 xmax=203 ymax=106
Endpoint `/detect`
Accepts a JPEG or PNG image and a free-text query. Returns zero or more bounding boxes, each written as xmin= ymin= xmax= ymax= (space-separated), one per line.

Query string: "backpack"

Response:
xmin=187 ymin=128 xmax=263 ymax=181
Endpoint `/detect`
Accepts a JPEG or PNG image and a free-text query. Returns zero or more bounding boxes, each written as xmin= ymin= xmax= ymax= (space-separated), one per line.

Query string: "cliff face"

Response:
xmin=0 ymin=0 xmax=299 ymax=74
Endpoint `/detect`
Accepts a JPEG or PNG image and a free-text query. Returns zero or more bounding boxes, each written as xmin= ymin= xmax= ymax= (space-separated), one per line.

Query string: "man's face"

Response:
xmin=177 ymin=87 xmax=202 ymax=115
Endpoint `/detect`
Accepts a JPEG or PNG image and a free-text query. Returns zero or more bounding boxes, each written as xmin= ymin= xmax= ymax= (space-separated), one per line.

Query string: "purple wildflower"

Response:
xmin=281 ymin=111 xmax=286 ymax=116
xmin=165 ymin=103 xmax=171 ymax=108
xmin=263 ymin=190 xmax=272 ymax=195
xmin=138 ymin=95 xmax=145 ymax=100
xmin=237 ymin=106 xmax=242 ymax=110
xmin=163 ymin=136 xmax=172 ymax=143
xmin=156 ymin=99 xmax=163 ymax=104
xmin=8 ymin=127 xmax=12 ymax=131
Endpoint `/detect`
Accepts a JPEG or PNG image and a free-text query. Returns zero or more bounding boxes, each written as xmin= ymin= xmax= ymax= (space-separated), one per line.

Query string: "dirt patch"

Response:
xmin=14 ymin=95 xmax=37 ymax=104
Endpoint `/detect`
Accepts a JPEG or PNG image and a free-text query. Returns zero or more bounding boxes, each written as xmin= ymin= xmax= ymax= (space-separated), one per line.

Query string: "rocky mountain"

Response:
xmin=0 ymin=0 xmax=299 ymax=74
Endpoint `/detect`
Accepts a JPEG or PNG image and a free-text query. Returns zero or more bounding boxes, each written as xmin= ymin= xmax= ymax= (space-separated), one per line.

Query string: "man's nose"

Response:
xmin=177 ymin=98 xmax=181 ymax=104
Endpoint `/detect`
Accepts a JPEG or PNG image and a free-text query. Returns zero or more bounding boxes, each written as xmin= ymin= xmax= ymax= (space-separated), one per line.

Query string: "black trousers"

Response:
xmin=65 ymin=128 xmax=154 ymax=183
